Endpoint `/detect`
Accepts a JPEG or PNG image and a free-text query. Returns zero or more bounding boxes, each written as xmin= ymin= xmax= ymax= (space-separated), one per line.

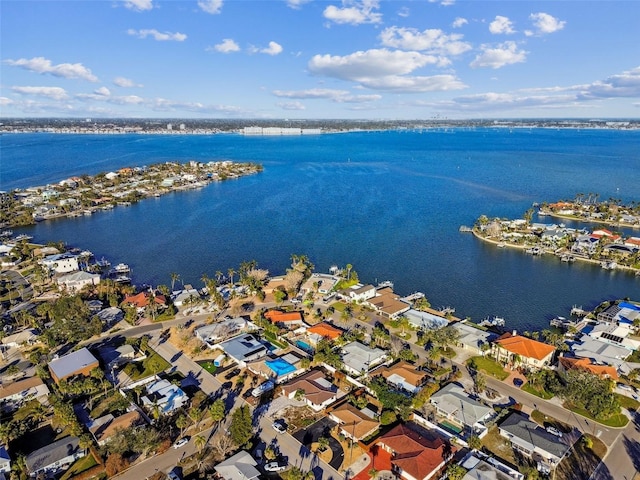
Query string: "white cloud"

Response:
xmin=0 ymin=97 xmax=13 ymax=106
xmin=123 ymin=0 xmax=153 ymax=12
xmin=452 ymin=17 xmax=468 ymax=28
xmin=94 ymin=87 xmax=111 ymax=96
xmin=379 ymin=26 xmax=471 ymax=56
xmin=397 ymin=7 xmax=410 ymax=18
xmin=489 ymin=15 xmax=515 ymax=34
xmin=578 ymin=66 xmax=640 ymax=99
xmin=113 ymin=76 xmax=143 ymax=88
xmin=359 ymin=74 xmax=466 ymax=92
xmin=198 ymin=0 xmax=223 ymax=14
xmin=273 ymin=88 xmax=382 ymax=102
xmin=4 ymin=57 xmax=98 ymax=82
xmin=127 ymin=29 xmax=187 ymax=41
xmin=260 ymin=41 xmax=283 ymax=56
xmin=11 ymin=86 xmax=69 ymax=100
xmin=211 ymin=39 xmax=240 ymax=53
xmin=286 ymin=0 xmax=310 ymax=9
xmin=428 ymin=0 xmax=455 ymax=5
xmin=323 ymin=0 xmax=382 ymax=25
xmin=470 ymin=41 xmax=527 ymax=69
xmin=526 ymin=12 xmax=566 ymax=36
xmin=277 ymin=101 xmax=306 ymax=110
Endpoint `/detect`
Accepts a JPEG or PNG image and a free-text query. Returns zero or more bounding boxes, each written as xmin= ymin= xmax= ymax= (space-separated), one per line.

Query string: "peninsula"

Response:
xmin=0 ymin=160 xmax=263 ymax=228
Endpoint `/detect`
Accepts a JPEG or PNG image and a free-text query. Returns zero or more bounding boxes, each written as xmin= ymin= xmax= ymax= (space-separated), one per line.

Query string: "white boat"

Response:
xmin=601 ymin=261 xmax=617 ymax=270
xmin=113 ymin=263 xmax=130 ymax=273
xmin=15 ymin=234 xmax=33 ymax=241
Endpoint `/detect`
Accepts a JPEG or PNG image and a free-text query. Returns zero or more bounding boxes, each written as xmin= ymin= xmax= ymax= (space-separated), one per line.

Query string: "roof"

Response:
xmin=455 ymin=322 xmax=497 ymax=349
xmin=48 ymin=347 xmax=99 ymax=381
xmin=57 ymin=271 xmax=100 ymax=282
xmin=495 ymin=333 xmax=556 ymax=361
xmin=281 ymin=369 xmax=338 ymax=405
xmin=331 ymin=403 xmax=380 ymax=439
xmin=214 ymin=450 xmax=260 ymax=480
xmin=379 ymin=361 xmax=428 ymax=387
xmin=499 ymin=412 xmax=570 ymax=459
xmin=307 ymin=322 xmax=342 ymax=340
xmin=90 ymin=411 xmax=144 ymax=443
xmin=404 ymin=309 xmax=449 ymax=330
xmin=341 ymin=341 xmax=387 ymax=373
xmin=558 ymin=356 xmax=619 ymax=379
xmin=122 ymin=291 xmax=166 ymax=308
xmin=265 ymin=310 xmax=304 ymax=323
xmin=430 ymin=383 xmax=493 ymax=426
xmin=218 ymin=334 xmax=267 ymax=362
xmin=0 ymin=376 xmax=47 ymax=400
xmin=461 ymin=456 xmax=523 ymax=480
xmin=378 ymin=423 xmax=455 ymax=480
xmin=25 ymin=436 xmax=82 ymax=473
xmin=367 ymin=287 xmax=411 ymax=316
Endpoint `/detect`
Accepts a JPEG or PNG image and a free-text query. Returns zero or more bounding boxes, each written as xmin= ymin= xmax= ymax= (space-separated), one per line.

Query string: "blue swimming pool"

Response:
xmin=266 ymin=358 xmax=296 ymax=376
xmin=296 ymin=340 xmax=314 ymax=352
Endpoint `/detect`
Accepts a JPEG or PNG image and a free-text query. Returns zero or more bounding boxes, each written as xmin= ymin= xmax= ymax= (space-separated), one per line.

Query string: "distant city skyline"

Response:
xmin=1 ymin=0 xmax=639 ymax=119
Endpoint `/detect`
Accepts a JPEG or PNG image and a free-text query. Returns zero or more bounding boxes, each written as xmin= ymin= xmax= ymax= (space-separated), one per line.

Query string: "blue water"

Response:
xmin=296 ymin=340 xmax=315 ymax=353
xmin=266 ymin=358 xmax=296 ymax=376
xmin=2 ymin=129 xmax=639 ymax=332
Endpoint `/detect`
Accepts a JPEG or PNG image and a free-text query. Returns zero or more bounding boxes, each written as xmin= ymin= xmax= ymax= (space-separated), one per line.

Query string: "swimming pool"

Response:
xmin=266 ymin=358 xmax=296 ymax=376
xmin=296 ymin=340 xmax=314 ymax=352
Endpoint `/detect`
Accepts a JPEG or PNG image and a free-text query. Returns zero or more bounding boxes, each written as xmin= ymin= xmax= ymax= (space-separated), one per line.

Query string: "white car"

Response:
xmin=545 ymin=426 xmax=562 ymax=438
xmin=272 ymin=420 xmax=287 ymax=434
xmin=264 ymin=462 xmax=287 ymax=472
xmin=173 ymin=437 xmax=189 ymax=449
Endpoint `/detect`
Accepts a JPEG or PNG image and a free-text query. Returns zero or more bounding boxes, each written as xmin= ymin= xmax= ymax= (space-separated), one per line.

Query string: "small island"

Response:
xmin=0 ymin=160 xmax=263 ymax=228
xmin=469 ymin=196 xmax=640 ymax=273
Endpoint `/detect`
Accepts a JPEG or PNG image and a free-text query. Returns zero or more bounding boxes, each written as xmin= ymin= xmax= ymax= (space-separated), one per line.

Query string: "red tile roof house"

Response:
xmin=264 ymin=309 xmax=306 ymax=329
xmin=376 ymin=422 xmax=457 ymax=480
xmin=122 ymin=291 xmax=167 ymax=311
xmin=492 ymin=332 xmax=556 ymax=370
xmin=306 ymin=322 xmax=343 ymax=344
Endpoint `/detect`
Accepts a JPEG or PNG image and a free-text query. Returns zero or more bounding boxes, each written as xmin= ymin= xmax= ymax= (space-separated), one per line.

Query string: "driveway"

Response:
xmin=293 ymin=417 xmax=344 ymax=470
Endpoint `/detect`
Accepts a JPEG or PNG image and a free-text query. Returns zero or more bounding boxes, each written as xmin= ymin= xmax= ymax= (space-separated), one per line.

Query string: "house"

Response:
xmin=499 ymin=412 xmax=572 ymax=467
xmin=97 ymin=344 xmax=138 ymax=371
xmin=460 ymin=452 xmax=524 ymax=480
xmin=454 ymin=322 xmax=496 ymax=355
xmin=247 ymin=352 xmax=305 ymax=383
xmin=281 ymin=369 xmax=340 ymax=411
xmin=329 ymin=403 xmax=380 ymax=441
xmin=40 ymin=253 xmax=79 ymax=273
xmin=375 ymin=361 xmax=429 ymax=394
xmin=1 ymin=328 xmax=38 ymax=348
xmin=493 ymin=333 xmax=556 ymax=369
xmin=195 ymin=317 xmax=255 ymax=345
xmin=171 ymin=288 xmax=201 ymax=307
xmin=25 ymin=436 xmax=86 ymax=478
xmin=341 ymin=341 xmax=388 ymax=376
xmin=122 ymin=291 xmax=167 ymax=311
xmin=299 ymin=273 xmax=338 ymax=295
xmin=56 ymin=270 xmax=100 ymax=292
xmin=365 ymin=287 xmax=411 ymax=319
xmin=404 ymin=309 xmax=448 ymax=331
xmin=376 ymin=422 xmax=456 ymax=480
xmin=96 ymin=307 xmax=124 ymax=325
xmin=306 ymin=322 xmax=343 ymax=344
xmin=338 ymin=284 xmax=376 ymax=303
xmin=0 ymin=376 xmax=50 ymax=412
xmin=217 ymin=334 xmax=268 ymax=366
xmin=0 ymin=446 xmax=10 ymax=474
xmin=571 ymin=337 xmax=640 ymax=375
xmin=557 ymin=356 xmax=619 ymax=380
xmin=89 ymin=410 xmax=144 ymax=445
xmin=214 ymin=450 xmax=260 ymax=480
xmin=429 ymin=383 xmax=494 ymax=436
xmin=48 ymin=347 xmax=100 ymax=384
xmin=141 ymin=379 xmax=187 ymax=415
xmin=264 ymin=310 xmax=305 ymax=328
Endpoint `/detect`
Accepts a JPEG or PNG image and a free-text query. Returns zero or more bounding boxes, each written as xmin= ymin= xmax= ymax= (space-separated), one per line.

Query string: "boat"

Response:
xmin=0 ymin=230 xmax=13 ymax=237
xmin=560 ymin=254 xmax=575 ymax=262
xmin=83 ymin=210 xmax=93 ymax=216
xmin=526 ymin=246 xmax=543 ymax=255
xmin=459 ymin=225 xmax=473 ymax=232
xmin=113 ymin=263 xmax=130 ymax=273
xmin=601 ymin=261 xmax=617 ymax=270
xmin=15 ymin=234 xmax=33 ymax=242
xmin=497 ymin=242 xmax=506 ymax=248
xmin=114 ymin=275 xmax=131 ymax=284
xmin=480 ymin=316 xmax=506 ymax=327
xmin=571 ymin=305 xmax=589 ymax=317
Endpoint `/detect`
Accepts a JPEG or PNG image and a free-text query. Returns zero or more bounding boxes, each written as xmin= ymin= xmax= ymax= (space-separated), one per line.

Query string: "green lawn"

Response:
xmin=522 ymin=383 xmax=554 ymax=399
xmin=197 ymin=360 xmax=218 ymax=374
xmin=122 ymin=348 xmax=170 ymax=381
xmin=563 ymin=401 xmax=629 ymax=428
xmin=60 ymin=453 xmax=99 ymax=480
xmin=467 ymin=356 xmax=509 ymax=380
xmin=615 ymin=393 xmax=640 ymax=411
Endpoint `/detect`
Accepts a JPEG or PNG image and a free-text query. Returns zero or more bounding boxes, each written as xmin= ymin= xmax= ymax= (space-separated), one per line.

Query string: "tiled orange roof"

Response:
xmin=265 ymin=310 xmax=303 ymax=323
xmin=380 ymin=361 xmax=427 ymax=387
xmin=378 ymin=423 xmax=455 ymax=480
xmin=559 ymin=356 xmax=618 ymax=380
xmin=496 ymin=333 xmax=555 ymax=361
xmin=308 ymin=322 xmax=342 ymax=340
xmin=332 ymin=404 xmax=380 ymax=440
xmin=123 ymin=292 xmax=167 ymax=308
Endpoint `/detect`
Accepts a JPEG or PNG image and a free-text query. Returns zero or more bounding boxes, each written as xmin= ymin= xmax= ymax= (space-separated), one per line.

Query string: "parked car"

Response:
xmin=264 ymin=462 xmax=287 ymax=472
xmin=272 ymin=419 xmax=287 ymax=434
xmin=225 ymin=368 xmax=241 ymax=380
xmin=173 ymin=437 xmax=189 ymax=449
xmin=546 ymin=426 xmax=563 ymax=438
xmin=513 ymin=378 xmax=524 ymax=387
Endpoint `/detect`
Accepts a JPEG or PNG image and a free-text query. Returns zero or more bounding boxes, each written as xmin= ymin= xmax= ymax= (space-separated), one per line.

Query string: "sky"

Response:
xmin=1 ymin=0 xmax=639 ymax=119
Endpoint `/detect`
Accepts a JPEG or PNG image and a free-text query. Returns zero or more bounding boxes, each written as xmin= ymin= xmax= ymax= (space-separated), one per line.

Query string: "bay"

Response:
xmin=2 ymin=128 xmax=639 ymax=332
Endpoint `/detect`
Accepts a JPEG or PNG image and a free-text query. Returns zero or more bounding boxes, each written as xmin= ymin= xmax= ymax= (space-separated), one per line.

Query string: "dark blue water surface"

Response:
xmin=2 ymin=128 xmax=639 ymax=331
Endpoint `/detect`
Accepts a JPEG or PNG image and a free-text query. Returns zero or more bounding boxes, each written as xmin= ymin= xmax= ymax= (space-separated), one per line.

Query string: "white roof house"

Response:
xmin=341 ymin=341 xmax=387 ymax=376
xmin=56 ymin=271 xmax=100 ymax=292
xmin=430 ymin=383 xmax=494 ymax=435
xmin=141 ymin=379 xmax=187 ymax=415
xmin=195 ymin=317 xmax=256 ymax=345
xmin=404 ymin=309 xmax=449 ymax=330
xmin=217 ymin=334 xmax=268 ymax=366
xmin=40 ymin=253 xmax=79 ymax=273
xmin=214 ymin=450 xmax=260 ymax=480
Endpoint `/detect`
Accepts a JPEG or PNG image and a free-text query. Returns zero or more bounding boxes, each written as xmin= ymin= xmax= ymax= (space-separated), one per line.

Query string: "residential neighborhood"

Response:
xmin=1 ymin=235 xmax=640 ymax=480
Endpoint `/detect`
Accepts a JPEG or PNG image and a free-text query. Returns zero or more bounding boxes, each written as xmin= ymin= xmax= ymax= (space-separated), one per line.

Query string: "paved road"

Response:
xmin=590 ymin=413 xmax=640 ymax=480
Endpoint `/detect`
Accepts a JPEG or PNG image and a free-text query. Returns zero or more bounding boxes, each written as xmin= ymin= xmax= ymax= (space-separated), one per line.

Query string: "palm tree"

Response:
xmin=194 ymin=434 xmax=207 ymax=453
xmin=170 ymin=272 xmax=180 ymax=292
xmin=227 ymin=268 xmax=235 ymax=286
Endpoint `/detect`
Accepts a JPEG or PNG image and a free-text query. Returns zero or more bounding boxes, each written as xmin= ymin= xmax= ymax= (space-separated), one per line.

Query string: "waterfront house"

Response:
xmin=429 ymin=383 xmax=493 ymax=437
xmin=48 ymin=347 xmax=100 ymax=384
xmin=214 ymin=450 xmax=260 ymax=480
xmin=338 ymin=284 xmax=376 ymax=303
xmin=340 ymin=341 xmax=388 ymax=376
xmin=329 ymin=403 xmax=380 ymax=441
xmin=365 ymin=287 xmax=411 ymax=319
xmin=0 ymin=376 xmax=50 ymax=413
xmin=122 ymin=291 xmax=167 ymax=312
xmin=498 ymin=412 xmax=572 ymax=467
xmin=217 ymin=334 xmax=268 ymax=366
xmin=195 ymin=317 xmax=255 ymax=346
xmin=40 ymin=252 xmax=79 ymax=273
xmin=171 ymin=287 xmax=201 ymax=307
xmin=404 ymin=309 xmax=449 ymax=331
xmin=306 ymin=322 xmax=343 ymax=344
xmin=141 ymin=379 xmax=187 ymax=415
xmin=376 ymin=422 xmax=457 ymax=480
xmin=571 ymin=337 xmax=640 ymax=375
xmin=374 ymin=360 xmax=429 ymax=394
xmin=454 ymin=322 xmax=497 ymax=355
xmin=96 ymin=306 xmax=124 ymax=326
xmin=493 ymin=333 xmax=556 ymax=369
xmin=300 ymin=273 xmax=338 ymax=296
xmin=280 ymin=369 xmax=340 ymax=411
xmin=25 ymin=436 xmax=85 ymax=478
xmin=557 ymin=355 xmax=618 ymax=380
xmin=56 ymin=270 xmax=100 ymax=292
xmin=264 ymin=310 xmax=305 ymax=329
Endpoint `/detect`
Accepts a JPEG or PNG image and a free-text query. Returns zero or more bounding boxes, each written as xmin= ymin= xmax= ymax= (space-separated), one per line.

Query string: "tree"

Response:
xmin=446 ymin=464 xmax=467 ymax=480
xmin=468 ymin=434 xmax=482 ymax=450
xmin=170 ymin=272 xmax=180 ymax=291
xmin=194 ymin=434 xmax=207 ymax=453
xmin=264 ymin=445 xmax=278 ymax=461
xmin=474 ymin=373 xmax=487 ymax=394
xmin=176 ymin=413 xmax=190 ymax=437
xmin=229 ymin=405 xmax=253 ymax=446
xmin=209 ymin=398 xmax=225 ymax=423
